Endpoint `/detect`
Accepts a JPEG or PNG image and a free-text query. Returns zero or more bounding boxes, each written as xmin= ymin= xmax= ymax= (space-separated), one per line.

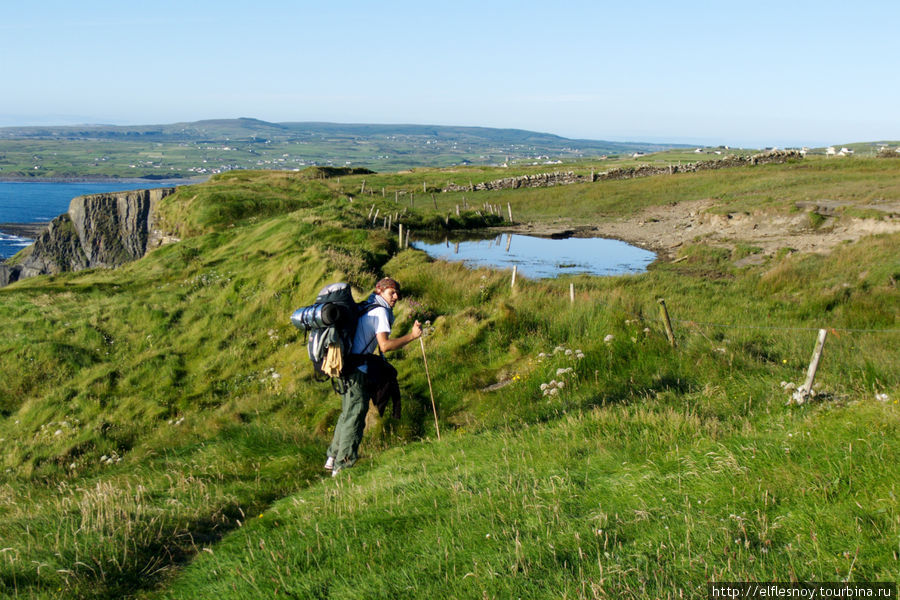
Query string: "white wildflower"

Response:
xmin=604 ymin=334 xmax=614 ymax=343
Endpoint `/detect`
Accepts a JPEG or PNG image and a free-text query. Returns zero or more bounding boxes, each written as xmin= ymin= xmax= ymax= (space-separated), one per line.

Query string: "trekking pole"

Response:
xmin=419 ymin=337 xmax=441 ymax=440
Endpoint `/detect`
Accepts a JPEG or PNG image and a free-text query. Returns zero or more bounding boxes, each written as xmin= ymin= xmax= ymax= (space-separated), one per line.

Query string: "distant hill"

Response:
xmin=0 ymin=118 xmax=692 ymax=177
xmin=0 ymin=118 xmax=685 ymax=153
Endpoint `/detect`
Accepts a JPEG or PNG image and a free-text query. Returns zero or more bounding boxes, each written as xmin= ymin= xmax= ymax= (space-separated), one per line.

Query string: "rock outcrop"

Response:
xmin=1 ymin=187 xmax=178 ymax=286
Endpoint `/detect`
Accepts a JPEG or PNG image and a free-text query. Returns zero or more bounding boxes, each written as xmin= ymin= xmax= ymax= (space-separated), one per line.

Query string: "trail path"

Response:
xmin=509 ymin=198 xmax=900 ymax=262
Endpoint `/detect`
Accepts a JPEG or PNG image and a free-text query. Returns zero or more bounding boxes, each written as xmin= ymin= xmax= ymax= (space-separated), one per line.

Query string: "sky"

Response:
xmin=2 ymin=0 xmax=898 ymax=148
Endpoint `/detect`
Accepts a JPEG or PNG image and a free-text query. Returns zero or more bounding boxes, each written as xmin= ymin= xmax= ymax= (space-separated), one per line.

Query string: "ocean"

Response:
xmin=0 ymin=181 xmax=186 ymax=259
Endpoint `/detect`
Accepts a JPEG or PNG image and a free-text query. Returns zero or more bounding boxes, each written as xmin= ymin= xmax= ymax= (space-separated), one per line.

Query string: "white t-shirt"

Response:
xmin=351 ymin=306 xmax=392 ymax=371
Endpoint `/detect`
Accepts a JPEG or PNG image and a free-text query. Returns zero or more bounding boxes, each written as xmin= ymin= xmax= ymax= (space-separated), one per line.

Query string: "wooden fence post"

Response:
xmin=511 ymin=265 xmax=517 ymax=289
xmin=570 ymin=283 xmax=575 ymax=305
xmin=658 ymin=299 xmax=676 ymax=347
xmin=507 ymin=202 xmax=513 ymax=222
xmin=793 ymin=329 xmax=828 ymax=404
xmin=398 ymin=224 xmax=403 ymax=248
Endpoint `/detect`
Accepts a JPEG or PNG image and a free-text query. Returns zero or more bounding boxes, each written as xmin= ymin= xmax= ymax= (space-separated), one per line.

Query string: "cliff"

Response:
xmin=1 ymin=187 xmax=178 ymax=286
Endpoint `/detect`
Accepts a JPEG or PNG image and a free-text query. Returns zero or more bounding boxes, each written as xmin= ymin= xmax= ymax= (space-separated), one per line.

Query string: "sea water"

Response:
xmin=0 ymin=181 xmax=183 ymax=259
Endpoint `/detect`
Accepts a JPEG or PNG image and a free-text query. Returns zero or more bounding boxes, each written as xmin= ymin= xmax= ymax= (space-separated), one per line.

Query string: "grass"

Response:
xmin=0 ymin=157 xmax=897 ymax=598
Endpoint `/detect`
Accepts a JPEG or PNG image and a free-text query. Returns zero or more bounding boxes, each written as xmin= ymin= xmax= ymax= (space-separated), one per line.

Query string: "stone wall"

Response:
xmin=442 ymin=150 xmax=803 ymax=193
xmin=1 ymin=187 xmax=177 ymax=287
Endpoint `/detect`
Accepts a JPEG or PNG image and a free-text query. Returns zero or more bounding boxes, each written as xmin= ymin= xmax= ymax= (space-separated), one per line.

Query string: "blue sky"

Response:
xmin=2 ymin=0 xmax=898 ymax=148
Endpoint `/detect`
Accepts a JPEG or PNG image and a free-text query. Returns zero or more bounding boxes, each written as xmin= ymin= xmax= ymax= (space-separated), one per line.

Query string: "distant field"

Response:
xmin=0 ymin=118 xmax=697 ymax=178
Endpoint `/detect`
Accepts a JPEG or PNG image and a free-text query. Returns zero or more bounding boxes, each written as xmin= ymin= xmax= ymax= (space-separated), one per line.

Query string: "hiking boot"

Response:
xmin=324 ymin=456 xmax=335 ymax=471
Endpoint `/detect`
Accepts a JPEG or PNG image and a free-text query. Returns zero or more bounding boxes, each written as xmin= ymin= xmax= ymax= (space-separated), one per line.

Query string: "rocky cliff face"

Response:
xmin=1 ymin=187 xmax=178 ymax=287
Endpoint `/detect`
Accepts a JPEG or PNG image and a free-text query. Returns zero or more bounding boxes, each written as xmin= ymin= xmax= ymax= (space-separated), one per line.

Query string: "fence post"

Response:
xmin=372 ymin=208 xmax=379 ymax=225
xmin=658 ymin=299 xmax=677 ymax=347
xmin=398 ymin=223 xmax=403 ymax=247
xmin=793 ymin=329 xmax=828 ymax=404
xmin=507 ymin=202 xmax=513 ymax=222
xmin=511 ymin=265 xmax=517 ymax=289
xmin=570 ymin=283 xmax=575 ymax=305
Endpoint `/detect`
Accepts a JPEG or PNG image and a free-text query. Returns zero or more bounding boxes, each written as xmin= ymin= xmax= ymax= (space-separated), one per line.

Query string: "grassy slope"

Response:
xmin=0 ymin=158 xmax=897 ymax=598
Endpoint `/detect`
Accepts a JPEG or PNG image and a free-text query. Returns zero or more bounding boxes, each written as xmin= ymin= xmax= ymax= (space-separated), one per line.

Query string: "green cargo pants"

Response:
xmin=327 ymin=369 xmax=369 ymax=470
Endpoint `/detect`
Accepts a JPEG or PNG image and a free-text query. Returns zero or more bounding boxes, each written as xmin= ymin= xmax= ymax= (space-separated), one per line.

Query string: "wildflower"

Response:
xmin=604 ymin=334 xmax=614 ymax=344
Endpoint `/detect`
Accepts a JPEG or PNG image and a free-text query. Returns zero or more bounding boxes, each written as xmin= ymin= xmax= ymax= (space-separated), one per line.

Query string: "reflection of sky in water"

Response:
xmin=412 ymin=234 xmax=656 ymax=279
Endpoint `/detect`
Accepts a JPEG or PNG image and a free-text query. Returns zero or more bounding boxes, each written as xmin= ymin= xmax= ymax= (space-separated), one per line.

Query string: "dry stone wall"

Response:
xmin=442 ymin=151 xmax=803 ymax=193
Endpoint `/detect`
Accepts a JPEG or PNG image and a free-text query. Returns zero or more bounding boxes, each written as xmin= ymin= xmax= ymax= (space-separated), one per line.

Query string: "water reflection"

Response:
xmin=412 ymin=232 xmax=655 ymax=279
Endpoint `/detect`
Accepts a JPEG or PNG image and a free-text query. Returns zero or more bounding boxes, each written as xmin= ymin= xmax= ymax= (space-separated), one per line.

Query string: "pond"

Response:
xmin=411 ymin=232 xmax=656 ymax=279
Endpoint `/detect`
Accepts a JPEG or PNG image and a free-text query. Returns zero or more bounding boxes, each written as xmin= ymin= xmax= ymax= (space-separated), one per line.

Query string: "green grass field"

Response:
xmin=0 ymin=156 xmax=897 ymax=598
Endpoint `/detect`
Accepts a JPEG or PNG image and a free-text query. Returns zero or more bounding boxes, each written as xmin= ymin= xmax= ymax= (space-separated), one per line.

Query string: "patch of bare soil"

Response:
xmin=508 ymin=200 xmax=900 ymax=263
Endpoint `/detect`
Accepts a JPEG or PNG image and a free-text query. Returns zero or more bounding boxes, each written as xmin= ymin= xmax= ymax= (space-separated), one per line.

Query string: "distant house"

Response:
xmin=838 ymin=147 xmax=854 ymax=156
xmin=631 ymin=152 xmax=644 ymax=158
xmin=826 ymin=146 xmax=837 ymax=156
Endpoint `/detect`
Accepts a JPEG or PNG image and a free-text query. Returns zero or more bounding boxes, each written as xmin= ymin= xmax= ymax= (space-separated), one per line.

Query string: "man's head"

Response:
xmin=375 ymin=277 xmax=401 ymax=307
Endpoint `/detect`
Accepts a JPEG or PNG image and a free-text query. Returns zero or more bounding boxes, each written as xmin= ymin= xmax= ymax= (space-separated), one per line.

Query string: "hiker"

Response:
xmin=325 ymin=277 xmax=422 ymax=476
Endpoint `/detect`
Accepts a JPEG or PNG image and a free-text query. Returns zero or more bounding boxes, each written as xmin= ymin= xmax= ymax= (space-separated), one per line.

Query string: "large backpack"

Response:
xmin=290 ymin=283 xmax=378 ymax=381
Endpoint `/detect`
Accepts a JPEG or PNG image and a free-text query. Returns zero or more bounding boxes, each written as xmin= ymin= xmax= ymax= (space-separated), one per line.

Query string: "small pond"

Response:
xmin=412 ymin=232 xmax=656 ymax=279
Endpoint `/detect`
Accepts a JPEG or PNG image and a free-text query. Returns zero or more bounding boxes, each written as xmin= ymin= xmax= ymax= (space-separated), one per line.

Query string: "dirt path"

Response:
xmin=509 ymin=199 xmax=900 ymax=262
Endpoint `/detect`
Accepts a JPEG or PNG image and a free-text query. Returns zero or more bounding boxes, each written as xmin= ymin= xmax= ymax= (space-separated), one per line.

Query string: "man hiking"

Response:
xmin=325 ymin=277 xmax=422 ymax=476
